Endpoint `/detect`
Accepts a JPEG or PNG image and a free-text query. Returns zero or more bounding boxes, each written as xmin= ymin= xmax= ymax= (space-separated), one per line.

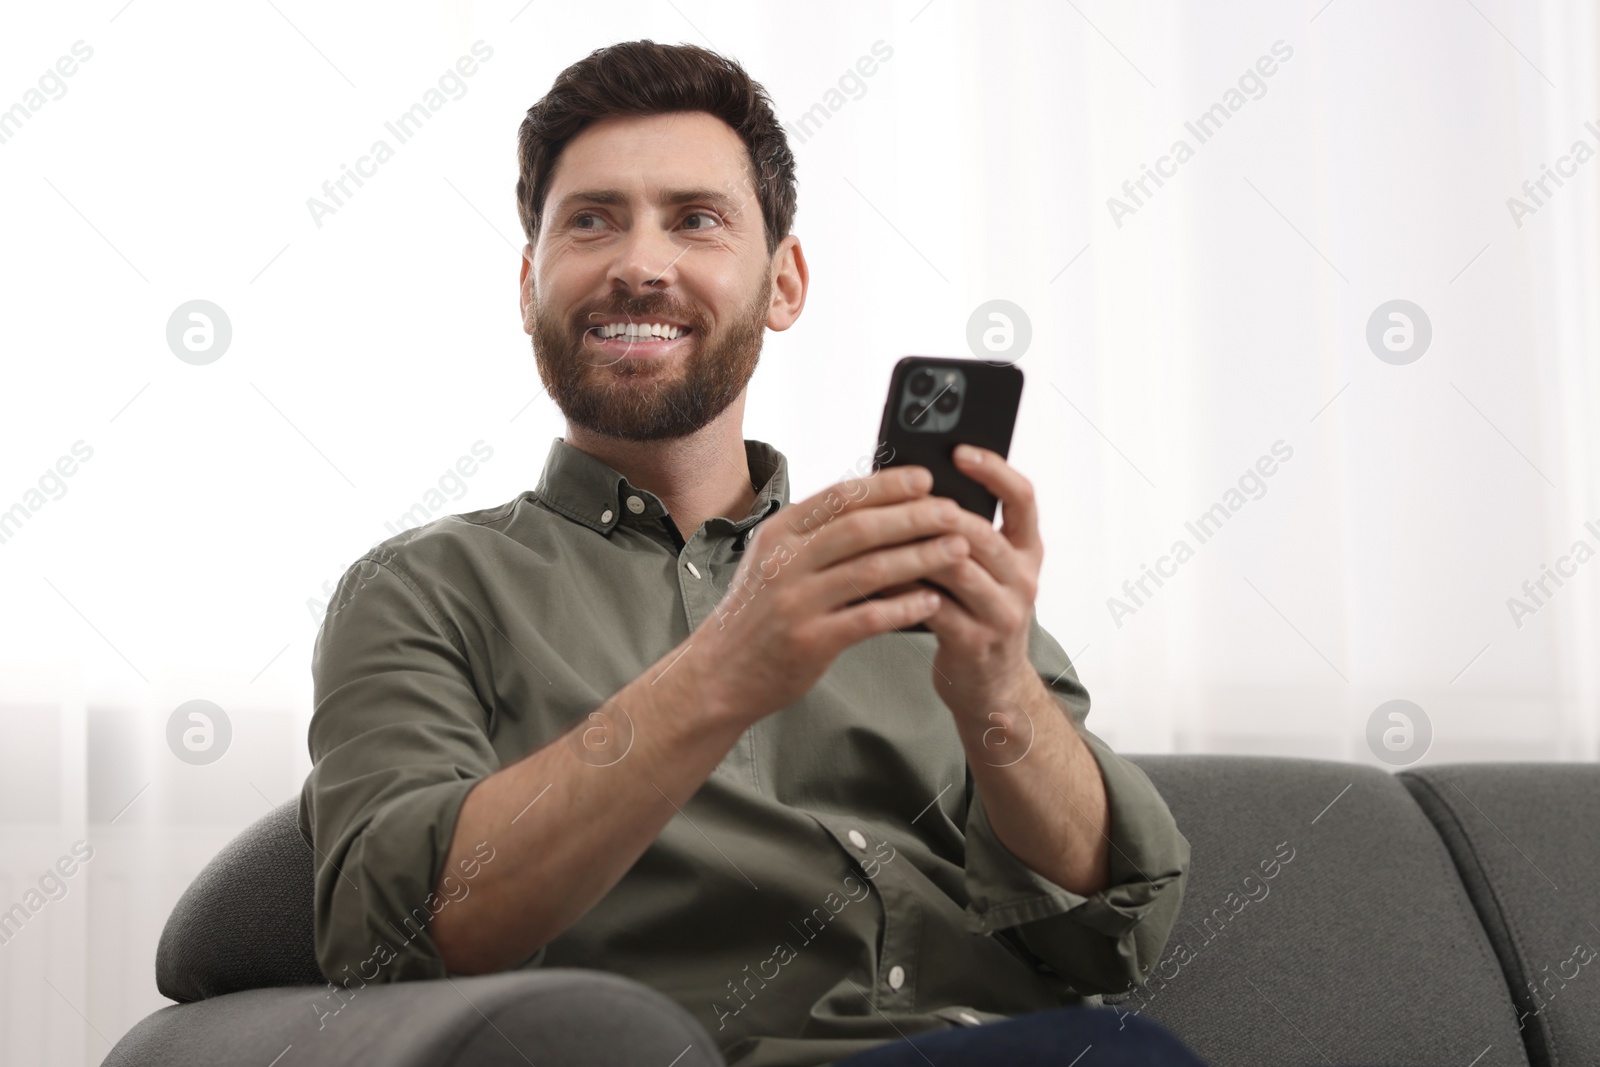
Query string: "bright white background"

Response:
xmin=1 ymin=0 xmax=1596 ymax=1061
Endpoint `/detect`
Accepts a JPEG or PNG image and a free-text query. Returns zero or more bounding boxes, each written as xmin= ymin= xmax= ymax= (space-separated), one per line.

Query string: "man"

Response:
xmin=300 ymin=39 xmax=1199 ymax=1067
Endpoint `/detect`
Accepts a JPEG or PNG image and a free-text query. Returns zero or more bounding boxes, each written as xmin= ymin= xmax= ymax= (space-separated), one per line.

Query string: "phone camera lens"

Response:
xmin=934 ymin=389 xmax=960 ymax=414
xmin=905 ymin=401 xmax=928 ymax=425
xmin=908 ymin=369 xmax=936 ymax=396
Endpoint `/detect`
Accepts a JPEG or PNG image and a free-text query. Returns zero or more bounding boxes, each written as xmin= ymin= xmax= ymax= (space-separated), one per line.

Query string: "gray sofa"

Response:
xmin=104 ymin=757 xmax=1600 ymax=1066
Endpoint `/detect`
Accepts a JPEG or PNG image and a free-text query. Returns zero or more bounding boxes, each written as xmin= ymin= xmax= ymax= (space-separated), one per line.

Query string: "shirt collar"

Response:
xmin=532 ymin=436 xmax=789 ymax=538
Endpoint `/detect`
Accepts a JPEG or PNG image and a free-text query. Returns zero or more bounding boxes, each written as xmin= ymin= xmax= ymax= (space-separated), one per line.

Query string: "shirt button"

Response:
xmin=958 ymin=1011 xmax=981 ymax=1026
xmin=887 ymin=965 xmax=905 ymax=990
xmin=847 ymin=829 xmax=867 ymax=850
xmin=600 ymin=509 xmax=614 ymax=524
xmin=626 ymin=495 xmax=645 ymax=514
xmin=685 ymin=561 xmax=702 ymax=579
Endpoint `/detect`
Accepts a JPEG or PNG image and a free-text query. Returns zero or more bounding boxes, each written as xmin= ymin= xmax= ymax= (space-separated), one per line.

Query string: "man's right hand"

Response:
xmin=690 ymin=464 xmax=972 ymax=728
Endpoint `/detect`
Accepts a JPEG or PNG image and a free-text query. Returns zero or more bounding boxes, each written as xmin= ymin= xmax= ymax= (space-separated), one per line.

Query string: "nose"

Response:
xmin=608 ymin=217 xmax=685 ymax=294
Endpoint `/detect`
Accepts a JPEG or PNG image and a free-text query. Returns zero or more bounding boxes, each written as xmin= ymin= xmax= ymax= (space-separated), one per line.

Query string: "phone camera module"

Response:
xmin=898 ymin=363 xmax=966 ymax=433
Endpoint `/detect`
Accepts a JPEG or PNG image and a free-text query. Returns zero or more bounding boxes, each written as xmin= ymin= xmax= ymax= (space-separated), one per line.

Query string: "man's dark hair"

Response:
xmin=516 ymin=40 xmax=797 ymax=258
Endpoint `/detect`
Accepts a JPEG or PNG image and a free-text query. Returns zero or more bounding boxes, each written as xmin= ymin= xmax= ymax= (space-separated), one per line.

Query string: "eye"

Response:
xmin=571 ymin=211 xmax=605 ymax=230
xmin=682 ymin=211 xmax=721 ymax=231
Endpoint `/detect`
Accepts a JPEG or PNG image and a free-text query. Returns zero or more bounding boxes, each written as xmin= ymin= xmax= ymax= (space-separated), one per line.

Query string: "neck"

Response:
xmin=564 ymin=395 xmax=757 ymax=541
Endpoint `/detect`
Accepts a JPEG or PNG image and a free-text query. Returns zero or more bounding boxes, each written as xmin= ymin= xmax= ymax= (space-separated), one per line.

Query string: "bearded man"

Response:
xmin=301 ymin=38 xmax=1200 ymax=1067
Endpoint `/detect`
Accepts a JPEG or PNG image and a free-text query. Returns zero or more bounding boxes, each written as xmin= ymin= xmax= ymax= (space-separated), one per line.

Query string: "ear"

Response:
xmin=519 ymin=244 xmax=534 ymax=333
xmin=766 ymin=234 xmax=808 ymax=332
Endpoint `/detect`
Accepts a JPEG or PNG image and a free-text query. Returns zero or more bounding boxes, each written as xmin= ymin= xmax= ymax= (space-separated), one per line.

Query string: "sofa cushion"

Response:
xmin=1117 ymin=755 xmax=1530 ymax=1067
xmin=156 ymin=800 xmax=325 ymax=1001
xmin=107 ymin=968 xmax=725 ymax=1066
xmin=1400 ymin=763 xmax=1600 ymax=1067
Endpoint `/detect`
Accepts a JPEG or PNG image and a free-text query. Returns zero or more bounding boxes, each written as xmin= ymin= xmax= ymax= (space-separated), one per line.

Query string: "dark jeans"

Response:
xmin=832 ymin=1006 xmax=1209 ymax=1066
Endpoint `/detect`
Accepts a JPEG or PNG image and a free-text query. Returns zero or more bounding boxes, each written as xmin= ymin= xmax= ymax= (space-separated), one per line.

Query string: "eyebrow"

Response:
xmin=551 ymin=187 xmax=744 ymax=221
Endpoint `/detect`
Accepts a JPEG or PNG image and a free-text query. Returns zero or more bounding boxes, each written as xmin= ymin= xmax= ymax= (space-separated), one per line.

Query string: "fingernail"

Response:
xmin=956 ymin=444 xmax=980 ymax=463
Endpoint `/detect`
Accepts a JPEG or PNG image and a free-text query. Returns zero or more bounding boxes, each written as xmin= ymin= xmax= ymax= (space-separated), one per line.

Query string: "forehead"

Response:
xmin=545 ymin=111 xmax=757 ymax=208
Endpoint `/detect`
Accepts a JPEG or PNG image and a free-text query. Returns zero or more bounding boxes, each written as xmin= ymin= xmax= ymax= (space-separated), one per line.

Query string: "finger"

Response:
xmin=918 ymin=586 xmax=983 ymax=647
xmin=944 ymin=507 xmax=1026 ymax=589
xmin=828 ymin=585 xmax=942 ymax=645
xmin=921 ymin=556 xmax=1015 ymax=630
xmin=795 ymin=494 xmax=963 ymax=572
xmin=815 ymin=531 xmax=970 ymax=611
xmin=952 ymin=445 xmax=1041 ymax=554
xmin=779 ymin=465 xmax=933 ymax=546
xmin=863 ymin=577 xmax=934 ymax=601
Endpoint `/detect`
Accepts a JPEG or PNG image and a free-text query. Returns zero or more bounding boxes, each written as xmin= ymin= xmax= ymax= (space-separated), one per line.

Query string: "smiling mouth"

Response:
xmin=583 ymin=324 xmax=696 ymax=358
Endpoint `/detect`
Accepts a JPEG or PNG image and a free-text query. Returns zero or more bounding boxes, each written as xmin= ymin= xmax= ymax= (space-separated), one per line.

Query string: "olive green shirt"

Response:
xmin=299 ymin=436 xmax=1190 ymax=1067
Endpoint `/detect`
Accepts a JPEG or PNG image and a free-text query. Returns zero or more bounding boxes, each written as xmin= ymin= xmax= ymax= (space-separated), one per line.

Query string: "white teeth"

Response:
xmin=598 ymin=322 xmax=686 ymax=340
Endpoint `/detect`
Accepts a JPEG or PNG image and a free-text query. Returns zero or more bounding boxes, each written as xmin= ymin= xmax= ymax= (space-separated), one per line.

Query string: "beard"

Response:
xmin=528 ymin=273 xmax=771 ymax=442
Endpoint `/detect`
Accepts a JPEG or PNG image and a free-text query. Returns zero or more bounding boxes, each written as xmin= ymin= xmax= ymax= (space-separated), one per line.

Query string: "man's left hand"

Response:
xmin=917 ymin=444 xmax=1047 ymax=725
xmin=906 ymin=446 xmax=1113 ymax=897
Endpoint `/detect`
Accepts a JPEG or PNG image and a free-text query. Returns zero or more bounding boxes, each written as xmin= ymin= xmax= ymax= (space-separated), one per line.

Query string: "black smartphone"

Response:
xmin=867 ymin=356 xmax=1025 ymax=629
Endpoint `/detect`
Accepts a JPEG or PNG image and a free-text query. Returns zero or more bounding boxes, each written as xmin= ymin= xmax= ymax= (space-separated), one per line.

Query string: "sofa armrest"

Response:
xmin=105 ymin=969 xmax=726 ymax=1067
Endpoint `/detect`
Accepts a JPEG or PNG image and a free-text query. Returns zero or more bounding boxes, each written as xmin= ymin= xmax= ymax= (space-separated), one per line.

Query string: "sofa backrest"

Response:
xmin=1399 ymin=763 xmax=1600 ymax=1067
xmin=156 ymin=800 xmax=326 ymax=1002
xmin=158 ymin=761 xmax=1591 ymax=1067
xmin=1120 ymin=755 xmax=1531 ymax=1067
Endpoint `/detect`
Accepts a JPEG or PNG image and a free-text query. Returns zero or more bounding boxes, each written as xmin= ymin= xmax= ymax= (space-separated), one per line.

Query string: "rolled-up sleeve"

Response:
xmin=298 ymin=552 xmax=500 ymax=983
xmin=959 ymin=615 xmax=1190 ymax=995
